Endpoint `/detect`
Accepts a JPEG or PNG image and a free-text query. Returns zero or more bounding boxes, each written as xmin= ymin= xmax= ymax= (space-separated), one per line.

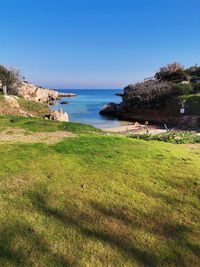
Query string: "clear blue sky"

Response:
xmin=0 ymin=0 xmax=200 ymax=89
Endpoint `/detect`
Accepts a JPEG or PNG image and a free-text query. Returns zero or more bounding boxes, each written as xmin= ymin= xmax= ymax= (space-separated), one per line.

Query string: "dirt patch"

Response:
xmin=188 ymin=144 xmax=200 ymax=150
xmin=0 ymin=128 xmax=76 ymax=144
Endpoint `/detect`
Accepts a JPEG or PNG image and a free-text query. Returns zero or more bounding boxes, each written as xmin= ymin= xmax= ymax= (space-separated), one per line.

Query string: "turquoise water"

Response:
xmin=50 ymin=89 xmax=130 ymax=128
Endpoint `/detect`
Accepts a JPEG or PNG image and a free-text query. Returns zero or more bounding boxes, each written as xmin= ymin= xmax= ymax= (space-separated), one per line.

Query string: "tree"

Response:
xmin=124 ymin=80 xmax=179 ymax=108
xmin=185 ymin=65 xmax=200 ymax=78
xmin=155 ymin=62 xmax=187 ymax=83
xmin=0 ymin=65 xmax=22 ymax=94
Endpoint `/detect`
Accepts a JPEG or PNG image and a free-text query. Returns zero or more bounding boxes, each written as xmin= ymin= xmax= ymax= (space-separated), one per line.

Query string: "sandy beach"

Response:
xmin=102 ymin=122 xmax=168 ymax=134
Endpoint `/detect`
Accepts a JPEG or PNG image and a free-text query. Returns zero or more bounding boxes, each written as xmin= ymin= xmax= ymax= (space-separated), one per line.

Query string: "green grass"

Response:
xmin=0 ymin=117 xmax=200 ymax=266
xmin=0 ymin=116 xmax=102 ymax=134
xmin=17 ymin=98 xmax=50 ymax=117
xmin=0 ymin=93 xmax=4 ymax=100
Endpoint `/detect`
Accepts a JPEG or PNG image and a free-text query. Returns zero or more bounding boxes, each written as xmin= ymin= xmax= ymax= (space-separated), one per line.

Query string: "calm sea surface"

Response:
xmin=50 ymin=89 xmax=130 ymax=128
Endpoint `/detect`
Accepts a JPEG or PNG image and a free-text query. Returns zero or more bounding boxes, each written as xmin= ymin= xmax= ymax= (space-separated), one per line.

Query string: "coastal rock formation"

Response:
xmin=100 ymin=81 xmax=200 ymax=128
xmin=178 ymin=115 xmax=200 ymax=128
xmin=15 ymin=83 xmax=77 ymax=105
xmin=116 ymin=84 xmax=182 ymax=126
xmin=1 ymin=95 xmax=35 ymax=117
xmin=58 ymin=93 xmax=76 ymax=97
xmin=99 ymin=102 xmax=118 ymax=116
xmin=17 ymin=82 xmax=59 ymax=104
xmin=3 ymin=83 xmax=71 ymax=122
xmin=4 ymin=95 xmax=20 ymax=109
xmin=44 ymin=109 xmax=69 ymax=122
xmin=116 ymin=92 xmax=124 ymax=97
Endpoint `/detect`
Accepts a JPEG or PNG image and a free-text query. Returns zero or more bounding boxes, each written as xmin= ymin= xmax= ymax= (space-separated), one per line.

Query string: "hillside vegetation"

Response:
xmin=0 ymin=93 xmax=50 ymax=117
xmin=110 ymin=63 xmax=200 ymax=127
xmin=124 ymin=63 xmax=200 ymax=109
xmin=0 ymin=116 xmax=199 ymax=266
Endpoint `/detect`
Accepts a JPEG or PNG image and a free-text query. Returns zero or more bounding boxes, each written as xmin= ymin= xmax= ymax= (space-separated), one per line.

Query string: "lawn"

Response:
xmin=0 ymin=117 xmax=199 ymax=266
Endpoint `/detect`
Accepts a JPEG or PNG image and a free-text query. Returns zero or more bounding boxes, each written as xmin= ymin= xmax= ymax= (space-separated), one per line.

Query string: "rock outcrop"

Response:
xmin=99 ymin=102 xmax=118 ymax=116
xmin=115 ymin=87 xmax=185 ymax=126
xmin=58 ymin=93 xmax=76 ymax=98
xmin=17 ymin=82 xmax=59 ymax=104
xmin=100 ymin=83 xmax=200 ymax=128
xmin=0 ymin=79 xmax=71 ymax=122
xmin=44 ymin=109 xmax=69 ymax=122
xmin=178 ymin=116 xmax=200 ymax=129
xmin=117 ymin=84 xmax=197 ymax=127
xmin=1 ymin=95 xmax=35 ymax=117
xmin=4 ymin=95 xmax=20 ymax=109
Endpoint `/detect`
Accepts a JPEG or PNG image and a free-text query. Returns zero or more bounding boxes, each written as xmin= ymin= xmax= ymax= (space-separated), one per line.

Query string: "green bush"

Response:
xmin=186 ymin=65 xmax=200 ymax=77
xmin=173 ymin=84 xmax=193 ymax=95
xmin=129 ymin=132 xmax=200 ymax=144
xmin=180 ymin=94 xmax=200 ymax=115
xmin=155 ymin=63 xmax=200 ymax=84
xmin=0 ymin=65 xmax=22 ymax=93
xmin=192 ymin=83 xmax=200 ymax=94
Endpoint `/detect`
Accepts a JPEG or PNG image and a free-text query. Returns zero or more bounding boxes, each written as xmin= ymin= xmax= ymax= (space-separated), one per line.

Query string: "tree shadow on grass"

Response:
xmin=2 ymin=188 xmax=199 ymax=266
xmin=30 ymin=191 xmax=160 ymax=266
xmin=0 ymin=221 xmax=71 ymax=266
xmin=29 ymin=190 xmax=200 ymax=267
xmin=91 ymin=201 xmax=200 ymax=267
xmin=32 ymin=192 xmax=198 ymax=266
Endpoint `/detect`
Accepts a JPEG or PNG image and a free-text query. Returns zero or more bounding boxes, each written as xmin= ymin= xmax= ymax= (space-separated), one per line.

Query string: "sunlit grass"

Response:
xmin=0 ymin=117 xmax=199 ymax=266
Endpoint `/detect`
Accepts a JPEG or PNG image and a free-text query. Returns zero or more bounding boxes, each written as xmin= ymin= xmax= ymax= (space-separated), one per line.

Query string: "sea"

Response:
xmin=50 ymin=89 xmax=130 ymax=128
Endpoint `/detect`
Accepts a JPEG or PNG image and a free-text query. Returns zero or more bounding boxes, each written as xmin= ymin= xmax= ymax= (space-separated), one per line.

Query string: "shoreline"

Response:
xmin=101 ymin=122 xmax=168 ymax=134
xmin=101 ymin=123 xmax=200 ymax=135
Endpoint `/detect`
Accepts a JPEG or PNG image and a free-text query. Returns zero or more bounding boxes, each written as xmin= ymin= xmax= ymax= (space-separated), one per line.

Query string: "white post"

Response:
xmin=3 ymin=85 xmax=7 ymax=95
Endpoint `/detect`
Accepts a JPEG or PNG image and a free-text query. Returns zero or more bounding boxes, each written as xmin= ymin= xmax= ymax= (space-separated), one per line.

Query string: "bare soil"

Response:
xmin=0 ymin=128 xmax=76 ymax=144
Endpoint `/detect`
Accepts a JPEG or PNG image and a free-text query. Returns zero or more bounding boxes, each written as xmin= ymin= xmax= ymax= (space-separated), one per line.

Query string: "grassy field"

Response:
xmin=0 ymin=116 xmax=200 ymax=266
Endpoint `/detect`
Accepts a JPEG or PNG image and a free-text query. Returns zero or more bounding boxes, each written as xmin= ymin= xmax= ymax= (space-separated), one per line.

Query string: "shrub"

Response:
xmin=0 ymin=65 xmax=22 ymax=94
xmin=155 ymin=63 xmax=187 ymax=83
xmin=129 ymin=132 xmax=200 ymax=144
xmin=192 ymin=83 xmax=200 ymax=94
xmin=124 ymin=80 xmax=180 ymax=108
xmin=180 ymin=94 xmax=200 ymax=115
xmin=173 ymin=84 xmax=193 ymax=95
xmin=185 ymin=65 xmax=200 ymax=78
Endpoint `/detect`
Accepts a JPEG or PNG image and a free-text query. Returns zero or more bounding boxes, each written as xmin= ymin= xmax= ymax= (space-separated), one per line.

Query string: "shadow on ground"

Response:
xmin=0 ymin=189 xmax=199 ymax=266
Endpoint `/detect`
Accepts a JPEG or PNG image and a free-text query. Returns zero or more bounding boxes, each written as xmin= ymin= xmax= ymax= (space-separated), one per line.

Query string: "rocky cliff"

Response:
xmin=100 ymin=83 xmax=200 ymax=129
xmin=0 ymin=94 xmax=69 ymax=122
xmin=17 ymin=82 xmax=59 ymax=104
xmin=0 ymin=82 xmax=69 ymax=122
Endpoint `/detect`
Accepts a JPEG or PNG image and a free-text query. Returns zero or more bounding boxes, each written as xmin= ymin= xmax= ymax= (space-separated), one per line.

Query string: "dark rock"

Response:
xmin=99 ymin=102 xmax=118 ymax=116
xmin=116 ymin=93 xmax=124 ymax=97
xmin=60 ymin=101 xmax=69 ymax=105
xmin=178 ymin=116 xmax=199 ymax=129
xmin=43 ymin=109 xmax=69 ymax=122
xmin=58 ymin=93 xmax=76 ymax=97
